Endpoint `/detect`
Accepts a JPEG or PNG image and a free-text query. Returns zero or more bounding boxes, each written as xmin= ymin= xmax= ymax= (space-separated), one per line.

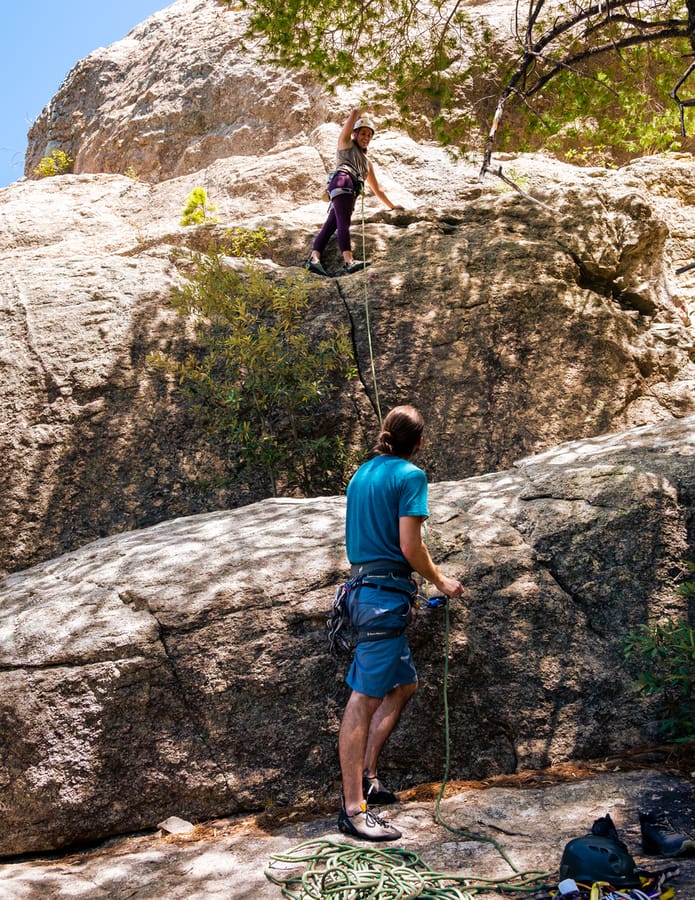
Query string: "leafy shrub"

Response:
xmin=149 ymin=232 xmax=357 ymax=496
xmin=180 ymin=187 xmax=218 ymax=226
xmin=625 ymin=563 xmax=695 ymax=741
xmin=33 ymin=149 xmax=73 ymax=178
xmin=221 ymin=226 xmax=268 ymax=257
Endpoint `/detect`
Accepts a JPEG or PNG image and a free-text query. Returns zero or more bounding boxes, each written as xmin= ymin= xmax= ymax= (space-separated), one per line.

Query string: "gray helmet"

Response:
xmin=353 ymin=116 xmax=376 ymax=134
xmin=559 ymin=834 xmax=641 ymax=888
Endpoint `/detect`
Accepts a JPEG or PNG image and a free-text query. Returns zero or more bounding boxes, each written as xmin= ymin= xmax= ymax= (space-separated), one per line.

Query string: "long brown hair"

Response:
xmin=375 ymin=406 xmax=424 ymax=457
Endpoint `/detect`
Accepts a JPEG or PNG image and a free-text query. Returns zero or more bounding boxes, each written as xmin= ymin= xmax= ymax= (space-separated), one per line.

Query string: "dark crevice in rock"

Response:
xmin=536 ymin=560 xmax=608 ymax=639
xmin=116 ymin=589 xmax=268 ymax=636
xmin=12 ymin=275 xmax=63 ymax=406
xmin=558 ymin=244 xmax=658 ymax=317
xmin=150 ymin=611 xmax=236 ymax=799
xmin=334 ymin=278 xmax=380 ymax=420
xmin=0 ymin=660 xmax=95 ymax=672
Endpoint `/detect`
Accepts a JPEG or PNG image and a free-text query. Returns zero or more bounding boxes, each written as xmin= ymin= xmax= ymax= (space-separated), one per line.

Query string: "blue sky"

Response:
xmin=0 ymin=2 xmax=170 ymax=188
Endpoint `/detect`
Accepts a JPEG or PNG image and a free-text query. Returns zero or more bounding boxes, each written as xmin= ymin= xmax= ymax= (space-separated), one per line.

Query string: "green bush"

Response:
xmin=33 ymin=149 xmax=73 ymax=178
xmin=624 ymin=563 xmax=695 ymax=741
xmin=221 ymin=226 xmax=268 ymax=257
xmin=149 ymin=233 xmax=357 ymax=496
xmin=180 ymin=187 xmax=218 ymax=226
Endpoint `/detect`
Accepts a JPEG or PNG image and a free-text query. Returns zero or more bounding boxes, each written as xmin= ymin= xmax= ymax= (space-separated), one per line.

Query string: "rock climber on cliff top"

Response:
xmin=305 ymin=107 xmax=403 ymax=277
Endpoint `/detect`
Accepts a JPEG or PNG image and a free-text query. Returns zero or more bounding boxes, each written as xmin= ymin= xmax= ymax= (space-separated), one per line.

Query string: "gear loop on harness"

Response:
xmin=326 ymin=565 xmax=417 ymax=657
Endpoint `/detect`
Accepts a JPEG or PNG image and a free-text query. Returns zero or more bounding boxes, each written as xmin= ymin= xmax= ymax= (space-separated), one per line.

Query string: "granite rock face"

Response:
xmin=25 ymin=0 xmax=343 ymax=183
xmin=3 ymin=0 xmax=693 ymax=576
xmin=1 ymin=148 xmax=694 ymax=575
xmin=3 ymin=0 xmax=695 ymax=867
xmin=1 ymin=417 xmax=693 ymax=855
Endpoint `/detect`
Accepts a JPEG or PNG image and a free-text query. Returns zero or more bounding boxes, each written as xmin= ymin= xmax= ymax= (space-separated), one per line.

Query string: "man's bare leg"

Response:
xmin=338 ymin=690 xmax=382 ymax=813
xmin=363 ymin=680 xmax=417 ymax=778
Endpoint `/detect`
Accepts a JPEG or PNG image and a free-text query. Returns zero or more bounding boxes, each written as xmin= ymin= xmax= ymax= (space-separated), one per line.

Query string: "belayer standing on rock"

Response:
xmin=337 ymin=405 xmax=464 ymax=841
xmin=305 ymin=107 xmax=403 ymax=277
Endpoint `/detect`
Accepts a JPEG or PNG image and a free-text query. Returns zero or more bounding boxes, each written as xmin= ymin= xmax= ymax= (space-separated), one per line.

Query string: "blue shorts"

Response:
xmin=346 ymin=575 xmax=418 ymax=699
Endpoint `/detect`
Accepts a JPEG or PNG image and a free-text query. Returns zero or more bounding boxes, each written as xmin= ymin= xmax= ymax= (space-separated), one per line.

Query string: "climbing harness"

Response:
xmin=324 ymin=165 xmax=365 ymax=203
xmin=326 ymin=580 xmax=355 ymax=657
xmin=551 ymin=872 xmax=678 ymax=900
xmin=326 ymin=567 xmax=417 ymax=657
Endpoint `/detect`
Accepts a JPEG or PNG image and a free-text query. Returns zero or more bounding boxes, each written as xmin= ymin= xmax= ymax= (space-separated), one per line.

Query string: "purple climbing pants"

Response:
xmin=312 ymin=173 xmax=358 ymax=254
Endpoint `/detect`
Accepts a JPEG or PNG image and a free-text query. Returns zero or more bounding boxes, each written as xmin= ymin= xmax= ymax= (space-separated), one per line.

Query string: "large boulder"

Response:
xmin=1 ymin=148 xmax=694 ymax=576
xmin=25 ymin=0 xmax=352 ymax=183
xmin=1 ymin=415 xmax=693 ymax=856
xmin=4 ymin=0 xmax=695 ymax=579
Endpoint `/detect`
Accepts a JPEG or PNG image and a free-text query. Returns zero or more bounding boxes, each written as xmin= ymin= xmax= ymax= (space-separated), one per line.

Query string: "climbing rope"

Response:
xmin=265 ymin=597 xmax=550 ymax=899
xmin=274 ymin=171 xmax=548 ymax=898
xmin=432 ymin=597 xmax=546 ymax=881
xmin=265 ymin=837 xmax=546 ymax=899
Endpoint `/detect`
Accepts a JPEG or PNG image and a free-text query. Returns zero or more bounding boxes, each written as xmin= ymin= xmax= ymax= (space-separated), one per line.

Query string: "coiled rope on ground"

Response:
xmin=265 ymin=837 xmax=547 ymax=899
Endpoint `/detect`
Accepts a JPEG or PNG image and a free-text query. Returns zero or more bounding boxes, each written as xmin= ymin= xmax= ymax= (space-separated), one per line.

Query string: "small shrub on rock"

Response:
xmin=180 ymin=187 xmax=218 ymax=226
xmin=33 ymin=149 xmax=73 ymax=178
xmin=150 ymin=231 xmax=357 ymax=496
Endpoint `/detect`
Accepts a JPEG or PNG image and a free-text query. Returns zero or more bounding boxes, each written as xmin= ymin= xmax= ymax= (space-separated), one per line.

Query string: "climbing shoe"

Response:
xmin=640 ymin=810 xmax=695 ymax=857
xmin=363 ymin=771 xmax=398 ymax=806
xmin=343 ymin=260 xmax=370 ymax=274
xmin=338 ymin=801 xmax=401 ymax=842
xmin=304 ymin=259 xmax=329 ymax=277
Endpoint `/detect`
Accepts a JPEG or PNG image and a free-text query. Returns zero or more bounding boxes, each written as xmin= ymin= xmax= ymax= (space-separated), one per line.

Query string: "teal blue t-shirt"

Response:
xmin=345 ymin=454 xmax=429 ymax=565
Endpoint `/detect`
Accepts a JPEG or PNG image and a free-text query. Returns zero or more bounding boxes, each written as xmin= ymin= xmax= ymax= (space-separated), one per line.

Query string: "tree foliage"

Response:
xmin=226 ymin=0 xmax=695 ymax=166
xmin=149 ymin=232 xmax=358 ymax=497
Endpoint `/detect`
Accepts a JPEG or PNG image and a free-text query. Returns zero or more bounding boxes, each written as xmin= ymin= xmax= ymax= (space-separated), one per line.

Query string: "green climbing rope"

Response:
xmin=267 ymin=182 xmax=550 ymax=898
xmin=265 ymin=597 xmax=550 ymax=899
xmin=432 ymin=598 xmax=543 ymax=878
xmin=265 ymin=837 xmax=546 ymax=899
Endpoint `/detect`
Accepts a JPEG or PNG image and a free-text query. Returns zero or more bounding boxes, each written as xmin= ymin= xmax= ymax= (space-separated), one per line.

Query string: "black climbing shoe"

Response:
xmin=304 ymin=259 xmax=329 ymax=277
xmin=640 ymin=810 xmax=695 ymax=857
xmin=338 ymin=802 xmax=401 ymax=841
xmin=363 ymin=771 xmax=398 ymax=806
xmin=343 ymin=260 xmax=370 ymax=274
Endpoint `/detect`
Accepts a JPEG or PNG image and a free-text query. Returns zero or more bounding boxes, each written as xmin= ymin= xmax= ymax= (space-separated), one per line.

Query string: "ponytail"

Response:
xmin=375 ymin=406 xmax=424 ymax=458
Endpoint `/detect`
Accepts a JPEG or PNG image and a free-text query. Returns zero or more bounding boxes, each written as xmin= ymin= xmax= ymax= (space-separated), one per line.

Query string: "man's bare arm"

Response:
xmin=399 ymin=516 xmax=463 ymax=598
